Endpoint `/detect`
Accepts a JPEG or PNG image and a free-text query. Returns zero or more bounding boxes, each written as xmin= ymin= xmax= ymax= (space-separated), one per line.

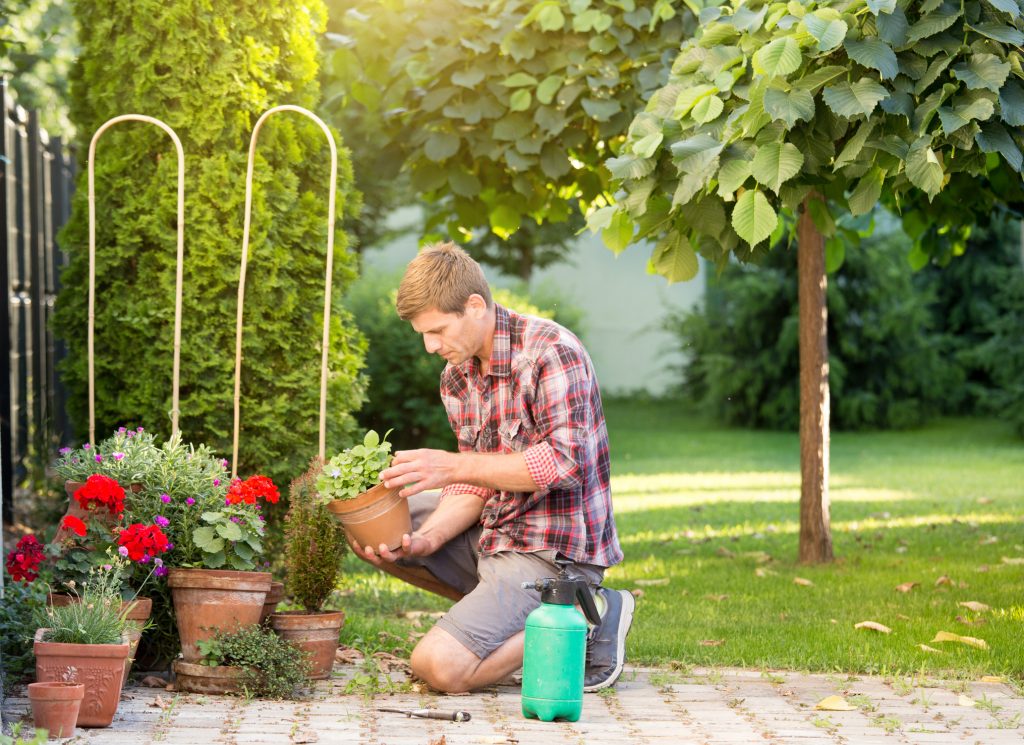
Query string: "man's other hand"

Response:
xmin=381 ymin=448 xmax=457 ymax=497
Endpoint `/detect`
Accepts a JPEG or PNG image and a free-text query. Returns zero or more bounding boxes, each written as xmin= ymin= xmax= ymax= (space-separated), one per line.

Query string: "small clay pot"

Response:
xmin=326 ymin=483 xmax=411 ymax=552
xmin=268 ymin=610 xmax=345 ymax=679
xmin=172 ymin=660 xmax=244 ymax=694
xmin=28 ymin=681 xmax=84 ymax=739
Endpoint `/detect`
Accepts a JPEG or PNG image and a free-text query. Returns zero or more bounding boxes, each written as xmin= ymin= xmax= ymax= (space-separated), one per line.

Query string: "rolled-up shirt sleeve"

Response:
xmin=528 ymin=344 xmax=592 ymax=490
xmin=440 ymin=483 xmax=494 ymax=500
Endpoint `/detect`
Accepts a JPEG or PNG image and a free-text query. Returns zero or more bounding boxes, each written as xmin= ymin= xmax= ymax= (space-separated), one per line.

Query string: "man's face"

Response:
xmin=410 ymin=297 xmax=486 ymax=365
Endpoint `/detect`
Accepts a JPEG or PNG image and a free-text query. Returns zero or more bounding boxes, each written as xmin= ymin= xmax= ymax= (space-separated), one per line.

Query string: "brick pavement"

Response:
xmin=3 ymin=665 xmax=1021 ymax=744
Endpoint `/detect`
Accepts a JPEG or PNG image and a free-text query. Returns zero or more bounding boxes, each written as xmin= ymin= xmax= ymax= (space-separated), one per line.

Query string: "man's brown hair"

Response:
xmin=396 ymin=242 xmax=492 ymax=320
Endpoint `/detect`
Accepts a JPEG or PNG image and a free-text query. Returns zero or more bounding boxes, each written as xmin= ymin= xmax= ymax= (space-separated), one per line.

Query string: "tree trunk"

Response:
xmin=797 ymin=194 xmax=833 ymax=564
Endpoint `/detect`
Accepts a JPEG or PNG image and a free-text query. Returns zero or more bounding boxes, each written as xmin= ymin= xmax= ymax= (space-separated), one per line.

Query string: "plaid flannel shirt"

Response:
xmin=439 ymin=304 xmax=623 ymax=567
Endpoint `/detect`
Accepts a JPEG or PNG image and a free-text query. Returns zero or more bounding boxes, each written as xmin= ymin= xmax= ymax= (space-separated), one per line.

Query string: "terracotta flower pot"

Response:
xmin=167 ymin=568 xmax=271 ymax=663
xmin=172 ymin=660 xmax=244 ymax=694
xmin=326 ymin=483 xmax=411 ymax=552
xmin=34 ymin=629 xmax=130 ymax=727
xmin=260 ymin=581 xmax=285 ymax=624
xmin=120 ymin=596 xmax=152 ymax=686
xmin=28 ymin=681 xmax=84 ymax=739
xmin=268 ymin=610 xmax=345 ymax=679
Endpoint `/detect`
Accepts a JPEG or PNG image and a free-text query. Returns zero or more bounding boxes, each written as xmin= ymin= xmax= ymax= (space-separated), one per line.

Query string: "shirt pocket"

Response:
xmin=498 ymin=419 xmax=531 ymax=453
xmin=457 ymin=425 xmax=480 ymax=451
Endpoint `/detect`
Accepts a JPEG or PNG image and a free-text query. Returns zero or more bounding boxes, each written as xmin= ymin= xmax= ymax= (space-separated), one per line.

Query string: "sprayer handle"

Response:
xmin=574 ymin=580 xmax=602 ymax=625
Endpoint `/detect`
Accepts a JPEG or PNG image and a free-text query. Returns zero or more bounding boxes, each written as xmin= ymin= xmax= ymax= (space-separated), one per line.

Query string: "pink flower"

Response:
xmin=160 ymin=494 xmax=171 ymax=504
xmin=102 ymin=564 xmax=112 ymax=570
xmin=154 ymin=515 xmax=170 ymax=528
xmin=83 ymin=443 xmax=90 ymax=450
xmin=212 ymin=479 xmax=221 ymax=487
xmin=185 ymin=497 xmax=195 ymax=506
xmin=94 ymin=454 xmax=103 ymax=463
xmin=112 ymin=452 xmax=125 ymax=461
xmin=118 ymin=546 xmax=129 ymax=557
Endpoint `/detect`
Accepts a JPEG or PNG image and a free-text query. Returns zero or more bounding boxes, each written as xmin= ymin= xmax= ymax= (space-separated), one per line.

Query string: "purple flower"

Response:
xmin=225 ymin=498 xmax=231 ymax=506
xmin=83 ymin=443 xmax=90 ymax=450
xmin=94 ymin=454 xmax=103 ymax=463
xmin=140 ymin=554 xmax=150 ymax=564
xmin=154 ymin=557 xmax=163 ymax=568
xmin=112 ymin=452 xmax=125 ymax=461
xmin=59 ymin=447 xmax=71 ymax=455
xmin=137 ymin=427 xmax=144 ymax=433
xmin=258 ymin=515 xmax=265 ymax=522
xmin=118 ymin=427 xmax=127 ymax=434
xmin=167 ymin=543 xmax=174 ymax=550
xmin=118 ymin=546 xmax=129 ymax=557
xmin=154 ymin=515 xmax=170 ymax=528
xmin=127 ymin=430 xmax=135 ymax=438
xmin=230 ymin=516 xmax=240 ymax=523
xmin=221 ymin=459 xmax=229 ymax=469
xmin=212 ymin=479 xmax=221 ymax=487
xmin=160 ymin=494 xmax=171 ymax=504
xmin=102 ymin=564 xmax=112 ymax=570
xmin=154 ymin=566 xmax=168 ymax=577
xmin=185 ymin=497 xmax=195 ymax=506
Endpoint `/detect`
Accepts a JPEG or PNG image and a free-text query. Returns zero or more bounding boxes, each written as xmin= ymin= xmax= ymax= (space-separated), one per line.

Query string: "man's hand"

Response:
xmin=352 ymin=532 xmax=434 ymax=565
xmin=381 ymin=449 xmax=458 ymax=498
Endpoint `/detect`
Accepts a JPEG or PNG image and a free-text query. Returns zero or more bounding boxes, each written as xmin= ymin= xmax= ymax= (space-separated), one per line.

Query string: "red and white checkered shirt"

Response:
xmin=439 ymin=304 xmax=623 ymax=567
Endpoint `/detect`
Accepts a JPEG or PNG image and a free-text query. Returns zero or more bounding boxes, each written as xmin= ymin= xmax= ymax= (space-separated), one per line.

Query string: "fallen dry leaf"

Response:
xmin=716 ymin=546 xmax=736 ymax=558
xmin=335 ymin=646 xmax=364 ymax=665
xmin=980 ymin=535 xmax=999 ymax=545
xmin=635 ymin=578 xmax=670 ymax=586
xmin=1000 ymin=556 xmax=1024 ymax=565
xmin=742 ymin=551 xmax=773 ymax=564
xmin=896 ymin=614 xmax=911 ymax=621
xmin=630 ymin=588 xmax=645 ymax=599
xmin=930 ymin=631 xmax=989 ymax=650
xmin=917 ymin=644 xmax=941 ymax=653
xmin=977 ymin=497 xmax=993 ymax=505
xmin=815 ymin=695 xmax=857 ymax=711
xmin=935 ymin=575 xmax=953 ymax=587
xmin=293 ymin=731 xmax=319 ymax=743
xmin=705 ymin=593 xmax=728 ymax=602
xmin=830 ymin=619 xmax=838 ymax=624
xmin=793 ymin=577 xmax=814 ymax=587
xmin=956 ymin=615 xmax=987 ymax=627
xmin=980 ymin=675 xmax=1005 ymax=683
xmin=754 ymin=567 xmax=769 ymax=578
xmin=976 ymin=565 xmax=990 ymax=573
xmin=699 ymin=639 xmax=724 ymax=646
xmin=428 ymin=736 xmax=447 ymax=745
xmin=149 ymin=695 xmax=169 ymax=710
xmin=140 ymin=675 xmax=168 ymax=688
xmin=854 ymin=621 xmax=892 ymax=634
xmin=895 ymin=582 xmax=919 ymax=593
xmin=373 ymin=651 xmax=411 ymax=674
xmin=957 ymin=695 xmax=977 ymax=707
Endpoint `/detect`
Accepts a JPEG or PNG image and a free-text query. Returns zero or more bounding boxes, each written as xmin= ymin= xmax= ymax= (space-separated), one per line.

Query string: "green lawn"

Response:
xmin=336 ymin=398 xmax=1024 ymax=680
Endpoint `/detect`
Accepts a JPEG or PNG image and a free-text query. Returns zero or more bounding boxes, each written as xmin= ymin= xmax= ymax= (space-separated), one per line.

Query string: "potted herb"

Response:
xmin=174 ymin=623 xmax=311 ymax=697
xmin=320 ymin=430 xmax=411 ymax=552
xmin=33 ymin=558 xmax=135 ymax=727
xmin=54 ymin=427 xmax=159 ymax=509
xmin=268 ymin=459 xmax=346 ymax=679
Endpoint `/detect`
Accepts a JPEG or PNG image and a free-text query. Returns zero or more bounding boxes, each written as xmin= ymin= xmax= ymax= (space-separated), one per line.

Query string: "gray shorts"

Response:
xmin=399 ymin=492 xmax=604 ymax=660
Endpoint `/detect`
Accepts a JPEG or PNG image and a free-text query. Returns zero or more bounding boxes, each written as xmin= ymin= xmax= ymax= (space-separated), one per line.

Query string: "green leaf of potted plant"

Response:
xmin=319 ymin=430 xmax=412 ymax=552
xmin=268 ymin=459 xmax=347 ymax=679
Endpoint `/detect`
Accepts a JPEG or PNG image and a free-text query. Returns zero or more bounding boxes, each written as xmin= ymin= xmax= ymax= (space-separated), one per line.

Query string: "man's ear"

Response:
xmin=465 ymin=293 xmax=488 ymax=318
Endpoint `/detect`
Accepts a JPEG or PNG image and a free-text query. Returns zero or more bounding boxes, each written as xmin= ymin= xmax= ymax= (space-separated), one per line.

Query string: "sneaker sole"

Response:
xmin=583 ymin=589 xmax=635 ymax=692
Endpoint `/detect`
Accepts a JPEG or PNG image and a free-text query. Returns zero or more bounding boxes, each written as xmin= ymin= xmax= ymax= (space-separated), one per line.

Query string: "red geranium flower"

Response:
xmin=4 ymin=534 xmax=44 ymax=583
xmin=61 ymin=515 xmax=88 ymax=538
xmin=226 ymin=475 xmax=279 ymax=505
xmin=74 ymin=474 xmax=126 ymax=516
xmin=116 ymin=523 xmax=171 ymax=563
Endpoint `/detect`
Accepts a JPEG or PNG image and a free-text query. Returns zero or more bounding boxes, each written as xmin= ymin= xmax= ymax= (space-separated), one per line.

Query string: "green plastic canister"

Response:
xmin=521 ymin=569 xmax=601 ymax=722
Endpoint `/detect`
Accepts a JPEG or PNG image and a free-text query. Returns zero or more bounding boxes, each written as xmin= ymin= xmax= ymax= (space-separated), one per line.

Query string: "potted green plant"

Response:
xmin=54 ymin=427 xmax=160 ymax=511
xmin=268 ymin=459 xmax=347 ymax=679
xmin=174 ymin=623 xmax=311 ymax=697
xmin=320 ymin=430 xmax=411 ymax=552
xmin=33 ymin=558 xmax=134 ymax=727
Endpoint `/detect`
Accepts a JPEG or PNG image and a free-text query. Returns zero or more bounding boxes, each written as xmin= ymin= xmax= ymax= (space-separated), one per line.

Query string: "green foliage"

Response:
xmin=601 ymin=0 xmax=1024 ymax=279
xmin=34 ymin=558 xmax=133 ymax=645
xmin=317 ymin=430 xmax=394 ymax=500
xmin=197 ymin=624 xmax=311 ymax=699
xmin=54 ymin=0 xmax=367 ymax=490
xmin=323 ymin=0 xmax=701 ymax=273
xmin=973 ymin=254 xmax=1024 ymax=434
xmin=191 ymin=504 xmax=265 ymax=571
xmin=284 ymin=459 xmax=347 ymax=612
xmin=666 ymin=218 xmax=956 ymax=430
xmin=0 ymin=575 xmax=47 ymax=694
xmin=54 ymin=427 xmax=160 ymax=483
xmin=0 ymin=723 xmax=49 ymax=745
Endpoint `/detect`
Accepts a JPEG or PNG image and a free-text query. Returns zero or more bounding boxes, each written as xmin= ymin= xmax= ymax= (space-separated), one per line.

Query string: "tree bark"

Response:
xmin=797 ymin=194 xmax=833 ymax=564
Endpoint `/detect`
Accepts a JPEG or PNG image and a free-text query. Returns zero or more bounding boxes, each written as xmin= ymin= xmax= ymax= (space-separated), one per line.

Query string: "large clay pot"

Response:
xmin=172 ymin=660 xmax=244 ymax=694
xmin=120 ymin=597 xmax=152 ymax=685
xmin=28 ymin=681 xmax=84 ymax=739
xmin=34 ymin=629 xmax=130 ymax=728
xmin=268 ymin=610 xmax=345 ymax=679
xmin=260 ymin=581 xmax=285 ymax=624
xmin=326 ymin=483 xmax=411 ymax=552
xmin=167 ymin=568 xmax=271 ymax=662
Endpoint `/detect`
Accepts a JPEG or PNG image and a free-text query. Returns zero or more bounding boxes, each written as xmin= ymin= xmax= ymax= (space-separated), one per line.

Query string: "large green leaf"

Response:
xmin=691 ymin=95 xmax=724 ymax=123
xmin=607 ymin=153 xmax=657 ymax=180
xmin=972 ymin=22 xmax=1024 ymax=45
xmin=876 ymin=6 xmax=909 ymax=45
xmin=953 ymin=54 xmax=1011 ymax=93
xmin=866 ymin=0 xmax=897 ymax=13
xmin=536 ymin=75 xmax=563 ymax=105
xmin=581 ymin=97 xmax=622 ymax=120
xmin=448 ymin=168 xmax=482 ymax=197
xmin=751 ymin=142 xmax=804 ymax=194
xmin=848 ymin=166 xmax=886 ymax=216
xmin=764 ymin=87 xmax=816 ymax=127
xmin=906 ymin=5 xmax=961 ymax=44
xmin=975 ymin=121 xmax=1023 ymax=171
xmin=822 ymin=78 xmax=891 ymax=117
xmin=731 ymin=189 xmax=778 ymax=246
xmin=834 ymin=120 xmax=877 ymax=170
xmin=752 ymin=37 xmax=802 ymax=78
xmin=649 ymin=231 xmax=699 ymax=283
xmin=937 ymin=97 xmax=995 ymax=134
xmin=509 ymin=89 xmax=532 ymax=111
xmin=216 ymin=521 xmax=243 ymax=541
xmin=193 ymin=526 xmax=218 ymax=549
xmin=803 ymin=13 xmax=848 ymax=52
xmin=451 ymin=68 xmax=485 ymax=88
xmin=673 ymin=85 xmax=717 ymax=118
xmin=489 ymin=203 xmax=521 ymax=238
xmin=601 ymin=210 xmax=635 ymax=254
xmin=424 ymin=131 xmax=460 ymax=162
xmin=905 ymin=136 xmax=945 ymax=199
xmin=503 ymin=73 xmax=539 ymax=88
xmin=999 ymin=81 xmax=1024 ymax=126
xmin=632 ymin=132 xmax=664 ymax=158
xmin=844 ymin=38 xmax=899 ymax=80
xmin=717 ymin=159 xmax=752 ymax=195
xmin=984 ymin=0 xmax=1021 ymax=17
xmin=793 ymin=66 xmax=847 ymax=93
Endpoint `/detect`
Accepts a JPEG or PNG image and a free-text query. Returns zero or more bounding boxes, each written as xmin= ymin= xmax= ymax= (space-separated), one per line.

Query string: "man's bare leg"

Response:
xmin=410 ymin=625 xmax=523 ymax=693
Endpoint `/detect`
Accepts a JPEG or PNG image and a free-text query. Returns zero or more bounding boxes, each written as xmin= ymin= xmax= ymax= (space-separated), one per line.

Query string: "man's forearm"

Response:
xmin=417 ymin=493 xmax=486 ymax=554
xmin=451 ymin=451 xmax=540 ymax=493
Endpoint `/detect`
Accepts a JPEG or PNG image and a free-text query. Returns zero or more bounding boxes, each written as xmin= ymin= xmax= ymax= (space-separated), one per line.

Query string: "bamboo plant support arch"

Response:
xmin=231 ymin=105 xmax=338 ymax=478
xmin=88 ymin=115 xmax=185 ymax=444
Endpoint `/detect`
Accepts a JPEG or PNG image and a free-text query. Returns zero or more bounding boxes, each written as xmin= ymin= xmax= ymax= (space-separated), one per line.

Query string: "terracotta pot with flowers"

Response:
xmin=268 ymin=459 xmax=347 ymax=679
xmin=322 ymin=430 xmax=411 ymax=552
xmin=33 ymin=557 xmax=138 ymax=728
xmin=167 ymin=472 xmax=277 ymax=664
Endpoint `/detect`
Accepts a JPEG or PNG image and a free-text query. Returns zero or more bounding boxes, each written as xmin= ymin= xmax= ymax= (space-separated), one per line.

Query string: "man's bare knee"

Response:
xmin=411 ymin=628 xmax=479 ymax=693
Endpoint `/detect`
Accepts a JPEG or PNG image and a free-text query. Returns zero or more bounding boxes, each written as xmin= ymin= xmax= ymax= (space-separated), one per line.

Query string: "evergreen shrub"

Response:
xmin=667 ymin=224 xmax=957 ymax=431
xmin=53 ymin=0 xmax=367 ymax=489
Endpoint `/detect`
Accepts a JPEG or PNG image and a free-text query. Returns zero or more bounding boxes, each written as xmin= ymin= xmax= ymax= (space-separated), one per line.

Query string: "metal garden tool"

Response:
xmin=376 ymin=707 xmax=471 ymax=722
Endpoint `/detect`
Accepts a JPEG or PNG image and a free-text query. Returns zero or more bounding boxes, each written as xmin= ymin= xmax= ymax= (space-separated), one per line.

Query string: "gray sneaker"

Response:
xmin=583 ymin=588 xmax=635 ymax=692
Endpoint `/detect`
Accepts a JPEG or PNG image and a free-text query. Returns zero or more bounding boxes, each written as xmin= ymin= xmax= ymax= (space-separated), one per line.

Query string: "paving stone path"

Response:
xmin=3 ymin=666 xmax=1022 ymax=744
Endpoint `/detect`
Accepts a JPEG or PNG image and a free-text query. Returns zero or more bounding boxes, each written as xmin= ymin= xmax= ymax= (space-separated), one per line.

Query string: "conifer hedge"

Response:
xmin=54 ymin=0 xmax=366 ymax=487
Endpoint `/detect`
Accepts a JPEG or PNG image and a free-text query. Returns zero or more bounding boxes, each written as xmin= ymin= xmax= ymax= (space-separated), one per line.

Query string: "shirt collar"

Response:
xmin=485 ymin=304 xmax=512 ymax=379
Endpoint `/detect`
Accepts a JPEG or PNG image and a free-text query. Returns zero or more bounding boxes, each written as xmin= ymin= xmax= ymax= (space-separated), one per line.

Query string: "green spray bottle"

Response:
xmin=521 ymin=565 xmax=602 ymax=722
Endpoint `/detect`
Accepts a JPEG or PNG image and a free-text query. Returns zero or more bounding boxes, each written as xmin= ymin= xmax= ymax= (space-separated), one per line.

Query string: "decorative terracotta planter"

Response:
xmin=167 ymin=568 xmax=271 ymax=662
xmin=28 ymin=681 xmax=84 ymax=739
xmin=172 ymin=660 xmax=244 ymax=694
xmin=260 ymin=581 xmax=285 ymax=624
xmin=268 ymin=610 xmax=345 ymax=679
xmin=326 ymin=483 xmax=411 ymax=552
xmin=34 ymin=629 xmax=130 ymax=727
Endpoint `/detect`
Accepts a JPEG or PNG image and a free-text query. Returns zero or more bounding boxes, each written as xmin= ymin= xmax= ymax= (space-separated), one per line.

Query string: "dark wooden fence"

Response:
xmin=1 ymin=78 xmax=76 ymax=524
